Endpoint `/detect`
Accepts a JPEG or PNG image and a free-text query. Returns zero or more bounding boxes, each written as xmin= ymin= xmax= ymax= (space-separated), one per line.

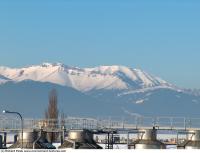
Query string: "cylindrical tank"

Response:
xmin=9 ymin=130 xmax=55 ymax=149
xmin=9 ymin=130 xmax=39 ymax=149
xmin=133 ymin=129 xmax=166 ymax=149
xmin=19 ymin=130 xmax=39 ymax=143
xmin=59 ymin=129 xmax=102 ymax=149
xmin=68 ymin=130 xmax=93 ymax=142
xmin=187 ymin=130 xmax=200 ymax=141
xmin=178 ymin=130 xmax=200 ymax=149
xmin=137 ymin=129 xmax=157 ymax=141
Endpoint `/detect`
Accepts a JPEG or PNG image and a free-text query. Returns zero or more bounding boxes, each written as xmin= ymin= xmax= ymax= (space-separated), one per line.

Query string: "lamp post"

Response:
xmin=2 ymin=110 xmax=23 ymax=149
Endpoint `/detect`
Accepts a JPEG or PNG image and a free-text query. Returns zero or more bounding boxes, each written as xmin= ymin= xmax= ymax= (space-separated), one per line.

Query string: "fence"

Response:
xmin=1 ymin=115 xmax=200 ymax=131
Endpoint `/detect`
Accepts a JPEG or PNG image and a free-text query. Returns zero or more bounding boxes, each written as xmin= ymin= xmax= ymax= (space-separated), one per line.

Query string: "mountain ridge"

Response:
xmin=0 ymin=62 xmax=175 ymax=92
xmin=0 ymin=63 xmax=200 ymax=118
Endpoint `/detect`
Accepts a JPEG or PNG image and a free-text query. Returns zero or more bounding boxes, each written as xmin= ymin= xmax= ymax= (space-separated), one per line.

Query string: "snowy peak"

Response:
xmin=0 ymin=63 xmax=173 ymax=92
xmin=41 ymin=62 xmax=62 ymax=67
xmin=40 ymin=62 xmax=73 ymax=69
xmin=85 ymin=65 xmax=170 ymax=88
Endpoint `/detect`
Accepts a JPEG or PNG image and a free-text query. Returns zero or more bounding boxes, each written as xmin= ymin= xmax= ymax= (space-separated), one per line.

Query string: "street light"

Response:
xmin=2 ymin=110 xmax=23 ymax=149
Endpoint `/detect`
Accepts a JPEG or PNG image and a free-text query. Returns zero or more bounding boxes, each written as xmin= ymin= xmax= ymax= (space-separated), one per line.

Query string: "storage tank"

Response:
xmin=58 ymin=129 xmax=102 ymax=149
xmin=129 ymin=128 xmax=166 ymax=149
xmin=178 ymin=130 xmax=200 ymax=149
xmin=9 ymin=130 xmax=56 ymax=149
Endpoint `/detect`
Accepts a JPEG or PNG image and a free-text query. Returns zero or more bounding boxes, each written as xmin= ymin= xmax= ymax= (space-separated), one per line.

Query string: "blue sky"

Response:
xmin=0 ymin=0 xmax=200 ymax=88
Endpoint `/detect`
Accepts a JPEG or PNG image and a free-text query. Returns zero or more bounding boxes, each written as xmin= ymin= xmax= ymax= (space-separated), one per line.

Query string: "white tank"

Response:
xmin=9 ymin=130 xmax=56 ymax=149
xmin=59 ymin=129 xmax=102 ymax=149
xmin=68 ymin=130 xmax=93 ymax=142
xmin=133 ymin=129 xmax=166 ymax=149
xmin=180 ymin=130 xmax=200 ymax=149
xmin=18 ymin=130 xmax=39 ymax=143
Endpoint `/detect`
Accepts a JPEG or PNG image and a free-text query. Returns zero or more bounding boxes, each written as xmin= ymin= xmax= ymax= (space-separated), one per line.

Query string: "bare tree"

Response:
xmin=45 ymin=89 xmax=59 ymax=121
xmin=45 ymin=89 xmax=59 ymax=142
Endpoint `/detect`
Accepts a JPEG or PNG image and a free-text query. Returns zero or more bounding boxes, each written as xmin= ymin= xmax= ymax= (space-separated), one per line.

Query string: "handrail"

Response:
xmin=1 ymin=116 xmax=200 ymax=131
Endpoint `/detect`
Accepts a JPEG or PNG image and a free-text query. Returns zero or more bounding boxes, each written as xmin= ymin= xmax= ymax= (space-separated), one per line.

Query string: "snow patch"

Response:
xmin=118 ymin=86 xmax=177 ymax=97
xmin=135 ymin=99 xmax=145 ymax=104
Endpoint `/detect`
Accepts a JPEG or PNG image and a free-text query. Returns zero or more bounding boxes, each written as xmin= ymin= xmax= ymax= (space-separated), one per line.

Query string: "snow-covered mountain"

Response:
xmin=0 ymin=63 xmax=200 ymax=118
xmin=0 ymin=63 xmax=174 ymax=92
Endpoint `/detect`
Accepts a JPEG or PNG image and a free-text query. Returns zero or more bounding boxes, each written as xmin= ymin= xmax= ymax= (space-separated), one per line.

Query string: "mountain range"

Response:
xmin=0 ymin=63 xmax=200 ymax=118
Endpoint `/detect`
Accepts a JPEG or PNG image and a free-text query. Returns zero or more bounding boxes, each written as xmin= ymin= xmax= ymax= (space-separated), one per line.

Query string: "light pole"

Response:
xmin=2 ymin=110 xmax=23 ymax=149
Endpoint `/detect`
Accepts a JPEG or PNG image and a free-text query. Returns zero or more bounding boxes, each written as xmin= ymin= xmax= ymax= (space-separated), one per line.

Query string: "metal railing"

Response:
xmin=1 ymin=115 xmax=200 ymax=131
